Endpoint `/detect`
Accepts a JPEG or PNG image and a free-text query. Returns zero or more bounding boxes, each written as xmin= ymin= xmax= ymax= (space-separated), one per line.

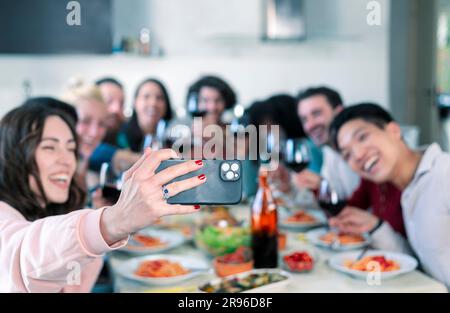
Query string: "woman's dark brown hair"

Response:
xmin=0 ymin=101 xmax=86 ymax=221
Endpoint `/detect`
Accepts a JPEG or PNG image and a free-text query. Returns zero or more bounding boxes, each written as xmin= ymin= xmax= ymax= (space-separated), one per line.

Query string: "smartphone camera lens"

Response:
xmin=220 ymin=161 xmax=240 ymax=181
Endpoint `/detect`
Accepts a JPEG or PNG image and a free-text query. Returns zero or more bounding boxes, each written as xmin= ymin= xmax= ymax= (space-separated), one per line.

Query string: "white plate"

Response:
xmin=115 ymin=254 xmax=210 ymax=285
xmin=120 ymin=228 xmax=185 ymax=255
xmin=154 ymin=224 xmax=195 ymax=242
xmin=328 ymin=250 xmax=418 ymax=280
xmin=306 ymin=227 xmax=370 ymax=251
xmin=199 ymin=269 xmax=291 ymax=293
xmin=279 ymin=208 xmax=326 ymax=232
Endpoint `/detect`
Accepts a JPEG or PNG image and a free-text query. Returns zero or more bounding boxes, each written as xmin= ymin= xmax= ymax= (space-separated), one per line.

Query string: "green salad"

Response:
xmin=195 ymin=225 xmax=251 ymax=256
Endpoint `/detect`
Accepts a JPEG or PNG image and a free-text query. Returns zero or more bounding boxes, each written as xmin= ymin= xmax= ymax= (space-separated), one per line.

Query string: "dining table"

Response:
xmin=107 ymin=203 xmax=448 ymax=293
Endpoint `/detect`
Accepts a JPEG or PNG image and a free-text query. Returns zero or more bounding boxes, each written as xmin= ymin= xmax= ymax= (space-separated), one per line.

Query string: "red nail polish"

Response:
xmin=195 ymin=160 xmax=203 ymax=166
xmin=198 ymin=174 xmax=206 ymax=180
xmin=194 ymin=205 xmax=201 ymax=210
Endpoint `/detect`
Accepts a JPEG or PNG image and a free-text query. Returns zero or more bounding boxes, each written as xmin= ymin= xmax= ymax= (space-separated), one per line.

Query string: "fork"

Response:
xmin=328 ymin=227 xmax=341 ymax=250
xmin=349 ymin=246 xmax=370 ymax=267
xmin=331 ymin=236 xmax=341 ymax=250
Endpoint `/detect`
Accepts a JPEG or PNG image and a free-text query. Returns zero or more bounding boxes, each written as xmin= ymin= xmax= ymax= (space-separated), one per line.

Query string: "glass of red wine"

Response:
xmin=99 ymin=162 xmax=122 ymax=204
xmin=283 ymin=138 xmax=311 ymax=173
xmin=317 ymin=179 xmax=346 ymax=217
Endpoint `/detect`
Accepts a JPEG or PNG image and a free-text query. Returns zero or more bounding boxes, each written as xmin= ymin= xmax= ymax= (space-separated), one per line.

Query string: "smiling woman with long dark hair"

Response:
xmin=0 ymin=105 xmax=86 ymax=220
xmin=0 ymin=100 xmax=206 ymax=292
xmin=119 ymin=78 xmax=173 ymax=152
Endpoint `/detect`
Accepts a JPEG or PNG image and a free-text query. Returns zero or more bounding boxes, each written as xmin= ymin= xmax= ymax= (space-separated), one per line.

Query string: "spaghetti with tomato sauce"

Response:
xmin=345 ymin=255 xmax=400 ymax=272
xmin=135 ymin=259 xmax=190 ymax=277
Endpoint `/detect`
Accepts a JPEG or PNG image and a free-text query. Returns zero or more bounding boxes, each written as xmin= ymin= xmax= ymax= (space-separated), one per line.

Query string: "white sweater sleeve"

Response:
xmin=371 ymin=222 xmax=414 ymax=255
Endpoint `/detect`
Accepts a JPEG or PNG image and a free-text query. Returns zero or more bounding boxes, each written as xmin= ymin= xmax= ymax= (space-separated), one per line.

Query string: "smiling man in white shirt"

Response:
xmin=295 ymin=86 xmax=360 ymax=198
xmin=328 ymin=103 xmax=450 ymax=290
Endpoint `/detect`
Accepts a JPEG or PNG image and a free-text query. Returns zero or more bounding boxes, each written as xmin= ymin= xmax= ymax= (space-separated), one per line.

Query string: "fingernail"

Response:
xmin=194 ymin=205 xmax=201 ymax=210
xmin=198 ymin=174 xmax=206 ymax=180
xmin=195 ymin=160 xmax=203 ymax=166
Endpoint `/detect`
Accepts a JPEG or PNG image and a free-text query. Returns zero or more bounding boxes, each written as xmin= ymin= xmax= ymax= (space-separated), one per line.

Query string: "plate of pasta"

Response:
xmin=120 ymin=228 xmax=185 ymax=255
xmin=306 ymin=228 xmax=370 ymax=251
xmin=279 ymin=209 xmax=326 ymax=231
xmin=328 ymin=250 xmax=418 ymax=280
xmin=116 ymin=254 xmax=210 ymax=285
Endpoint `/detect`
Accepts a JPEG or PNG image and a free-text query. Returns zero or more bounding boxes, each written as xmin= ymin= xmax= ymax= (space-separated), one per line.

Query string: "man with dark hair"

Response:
xmin=295 ymin=86 xmax=359 ymax=198
xmin=329 ymin=103 xmax=450 ymax=289
xmin=89 ymin=77 xmax=140 ymax=173
xmin=297 ymin=86 xmax=343 ymax=110
xmin=95 ymin=77 xmax=123 ymax=88
xmin=95 ymin=77 xmax=126 ymax=144
xmin=329 ymin=102 xmax=394 ymax=150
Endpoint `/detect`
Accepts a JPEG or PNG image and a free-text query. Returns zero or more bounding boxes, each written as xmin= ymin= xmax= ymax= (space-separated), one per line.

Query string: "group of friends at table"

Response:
xmin=0 ymin=74 xmax=449 ymax=292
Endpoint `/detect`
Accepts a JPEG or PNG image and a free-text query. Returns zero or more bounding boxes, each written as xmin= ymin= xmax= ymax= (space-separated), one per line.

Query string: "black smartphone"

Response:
xmin=155 ymin=159 xmax=242 ymax=205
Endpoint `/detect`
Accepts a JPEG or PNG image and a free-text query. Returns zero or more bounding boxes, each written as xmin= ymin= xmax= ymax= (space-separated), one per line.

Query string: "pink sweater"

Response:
xmin=0 ymin=201 xmax=127 ymax=292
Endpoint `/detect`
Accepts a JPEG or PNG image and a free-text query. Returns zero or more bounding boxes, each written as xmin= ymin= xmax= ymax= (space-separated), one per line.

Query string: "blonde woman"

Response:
xmin=62 ymin=81 xmax=108 ymax=187
xmin=62 ymin=81 xmax=140 ymax=193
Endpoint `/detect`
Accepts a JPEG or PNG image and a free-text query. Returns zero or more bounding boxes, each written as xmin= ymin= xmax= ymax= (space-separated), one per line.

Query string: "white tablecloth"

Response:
xmin=108 ymin=205 xmax=447 ymax=293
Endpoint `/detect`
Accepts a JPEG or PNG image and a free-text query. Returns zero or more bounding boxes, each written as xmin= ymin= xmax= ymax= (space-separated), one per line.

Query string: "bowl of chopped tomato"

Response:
xmin=282 ymin=250 xmax=315 ymax=273
xmin=213 ymin=247 xmax=253 ymax=277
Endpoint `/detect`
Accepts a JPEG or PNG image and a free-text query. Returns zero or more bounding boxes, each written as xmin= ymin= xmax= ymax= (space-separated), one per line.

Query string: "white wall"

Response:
xmin=0 ymin=0 xmax=390 ymax=118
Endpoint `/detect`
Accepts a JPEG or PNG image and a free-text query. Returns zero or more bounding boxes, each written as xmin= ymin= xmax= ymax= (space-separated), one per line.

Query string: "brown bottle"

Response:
xmin=251 ymin=165 xmax=278 ymax=268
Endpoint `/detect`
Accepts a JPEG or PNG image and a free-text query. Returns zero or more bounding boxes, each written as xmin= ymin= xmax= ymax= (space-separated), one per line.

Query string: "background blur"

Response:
xmin=0 ymin=0 xmax=448 ymax=149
